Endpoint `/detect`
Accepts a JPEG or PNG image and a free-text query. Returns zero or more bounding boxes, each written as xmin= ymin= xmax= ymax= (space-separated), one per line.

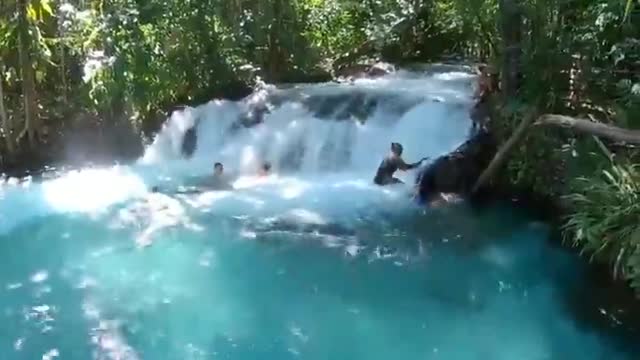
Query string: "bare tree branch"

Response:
xmin=472 ymin=113 xmax=640 ymax=193
xmin=535 ymin=114 xmax=640 ymax=145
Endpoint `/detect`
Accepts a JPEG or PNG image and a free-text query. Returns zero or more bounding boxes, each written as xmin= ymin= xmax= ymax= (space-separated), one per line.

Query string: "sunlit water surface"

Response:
xmin=1 ymin=67 xmax=638 ymax=360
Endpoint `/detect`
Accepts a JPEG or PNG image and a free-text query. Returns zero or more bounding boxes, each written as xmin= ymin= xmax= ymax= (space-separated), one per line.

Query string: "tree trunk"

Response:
xmin=0 ymin=68 xmax=13 ymax=154
xmin=498 ymin=0 xmax=523 ymax=98
xmin=58 ymin=14 xmax=68 ymax=105
xmin=472 ymin=113 xmax=537 ymax=193
xmin=18 ymin=0 xmax=39 ymax=148
xmin=267 ymin=0 xmax=284 ymax=81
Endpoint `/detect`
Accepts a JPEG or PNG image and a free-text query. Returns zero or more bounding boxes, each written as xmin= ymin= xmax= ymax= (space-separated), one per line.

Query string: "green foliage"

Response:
xmin=492 ymin=0 xmax=640 ymax=186
xmin=301 ymin=0 xmax=367 ymax=59
xmin=564 ymin=163 xmax=640 ymax=292
xmin=0 ymin=0 xmax=486 ymax=142
xmin=487 ymin=0 xmax=640 ymax=294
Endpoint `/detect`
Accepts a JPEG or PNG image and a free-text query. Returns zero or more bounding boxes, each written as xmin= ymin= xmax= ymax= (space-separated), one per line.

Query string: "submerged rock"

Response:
xmin=335 ymin=62 xmax=394 ymax=80
xmin=177 ymin=86 xmax=424 ymax=159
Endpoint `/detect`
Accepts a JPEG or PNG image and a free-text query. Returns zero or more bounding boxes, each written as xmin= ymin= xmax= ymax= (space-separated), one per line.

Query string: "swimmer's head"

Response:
xmin=260 ymin=161 xmax=272 ymax=175
xmin=391 ymin=142 xmax=403 ymax=156
xmin=214 ymin=162 xmax=224 ymax=175
xmin=478 ymin=64 xmax=496 ymax=75
xmin=151 ymin=186 xmax=160 ymax=193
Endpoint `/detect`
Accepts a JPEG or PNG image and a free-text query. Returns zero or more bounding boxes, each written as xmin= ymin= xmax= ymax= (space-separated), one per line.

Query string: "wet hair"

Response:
xmin=214 ymin=162 xmax=223 ymax=170
xmin=391 ymin=142 xmax=403 ymax=154
xmin=478 ymin=64 xmax=497 ymax=75
xmin=262 ymin=162 xmax=272 ymax=171
xmin=151 ymin=186 xmax=160 ymax=193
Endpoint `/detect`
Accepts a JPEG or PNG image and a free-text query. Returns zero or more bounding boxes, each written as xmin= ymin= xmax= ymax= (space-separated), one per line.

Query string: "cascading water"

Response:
xmin=139 ymin=69 xmax=474 ymax=178
xmin=0 ymin=65 xmax=638 ymax=360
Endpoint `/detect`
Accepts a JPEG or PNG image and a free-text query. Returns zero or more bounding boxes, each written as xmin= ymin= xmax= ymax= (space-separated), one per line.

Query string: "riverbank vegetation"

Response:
xmin=470 ymin=0 xmax=640 ymax=295
xmin=1 ymin=0 xmax=640 ymax=292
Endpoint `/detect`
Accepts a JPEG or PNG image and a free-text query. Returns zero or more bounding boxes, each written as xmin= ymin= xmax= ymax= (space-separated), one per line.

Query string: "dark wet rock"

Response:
xmin=279 ymin=138 xmax=306 ymax=172
xmin=335 ymin=64 xmax=374 ymax=79
xmin=302 ymin=90 xmax=421 ymax=122
xmin=470 ymin=95 xmax=492 ymax=130
xmin=181 ymin=126 xmax=198 ymax=158
xmin=173 ymin=66 xmax=432 ymax=161
xmin=400 ymin=62 xmax=474 ymax=75
xmin=278 ymin=68 xmax=333 ymax=84
xmin=246 ymin=217 xmax=356 ymax=238
xmin=177 ymin=86 xmax=426 ymax=160
xmin=368 ymin=63 xmax=394 ymax=77
xmin=233 ymin=103 xmax=270 ymax=131
xmin=416 ymin=129 xmax=497 ymax=203
xmin=335 ymin=62 xmax=394 ymax=80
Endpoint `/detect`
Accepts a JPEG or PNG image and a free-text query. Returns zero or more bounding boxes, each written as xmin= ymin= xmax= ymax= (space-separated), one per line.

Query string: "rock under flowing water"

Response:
xmin=0 ymin=65 xmax=638 ymax=360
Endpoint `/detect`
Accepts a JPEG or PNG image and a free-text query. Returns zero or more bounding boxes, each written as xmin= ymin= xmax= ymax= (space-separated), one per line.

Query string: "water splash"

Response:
xmin=0 ymin=67 xmax=475 ymax=234
xmin=0 ymin=66 xmax=638 ymax=360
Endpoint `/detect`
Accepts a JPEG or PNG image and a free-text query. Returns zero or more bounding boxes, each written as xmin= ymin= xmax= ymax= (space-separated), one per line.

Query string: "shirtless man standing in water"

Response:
xmin=373 ymin=142 xmax=428 ymax=186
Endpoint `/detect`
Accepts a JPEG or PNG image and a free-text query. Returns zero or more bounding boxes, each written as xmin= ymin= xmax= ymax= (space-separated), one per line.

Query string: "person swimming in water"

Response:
xmin=373 ymin=142 xmax=428 ymax=186
xmin=258 ymin=161 xmax=272 ymax=177
xmin=149 ymin=162 xmax=233 ymax=195
xmin=208 ymin=162 xmax=233 ymax=190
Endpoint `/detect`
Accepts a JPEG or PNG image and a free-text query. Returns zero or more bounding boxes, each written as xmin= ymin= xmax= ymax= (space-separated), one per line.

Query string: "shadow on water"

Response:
xmin=418 ymin=202 xmax=640 ymax=357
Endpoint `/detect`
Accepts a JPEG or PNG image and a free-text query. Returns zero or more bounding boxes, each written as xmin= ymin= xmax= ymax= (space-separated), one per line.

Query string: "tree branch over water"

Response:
xmin=472 ymin=113 xmax=640 ymax=194
xmin=535 ymin=114 xmax=640 ymax=145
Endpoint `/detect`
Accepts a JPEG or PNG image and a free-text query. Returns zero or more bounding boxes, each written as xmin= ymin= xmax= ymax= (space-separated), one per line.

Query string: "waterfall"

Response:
xmin=139 ymin=67 xmax=477 ymax=179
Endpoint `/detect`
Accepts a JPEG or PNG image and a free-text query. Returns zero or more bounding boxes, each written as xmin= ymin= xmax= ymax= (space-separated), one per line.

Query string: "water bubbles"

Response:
xmin=23 ymin=304 xmax=56 ymax=334
xmin=76 ymin=276 xmax=98 ymax=289
xmin=30 ymin=271 xmax=49 ymax=283
xmin=198 ymin=250 xmax=215 ymax=267
xmin=31 ymin=304 xmax=51 ymax=314
xmin=7 ymin=282 xmax=23 ymax=290
xmin=289 ymin=324 xmax=309 ymax=343
xmin=344 ymin=244 xmax=363 ymax=257
xmin=42 ymin=348 xmax=59 ymax=360
xmin=14 ymin=337 xmax=25 ymax=351
xmin=240 ymin=229 xmax=257 ymax=239
xmin=84 ymin=305 xmax=140 ymax=360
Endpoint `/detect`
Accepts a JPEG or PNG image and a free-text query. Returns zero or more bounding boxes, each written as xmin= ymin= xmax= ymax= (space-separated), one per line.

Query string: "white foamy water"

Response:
xmin=0 ymin=67 xmax=476 ymax=234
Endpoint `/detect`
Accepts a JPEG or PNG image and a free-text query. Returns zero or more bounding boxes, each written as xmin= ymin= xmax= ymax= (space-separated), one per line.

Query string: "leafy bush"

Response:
xmin=563 ymin=164 xmax=640 ymax=293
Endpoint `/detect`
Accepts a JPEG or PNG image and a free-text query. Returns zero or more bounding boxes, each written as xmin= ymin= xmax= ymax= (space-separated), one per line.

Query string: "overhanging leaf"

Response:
xmin=40 ymin=0 xmax=54 ymax=17
xmin=623 ymin=0 xmax=636 ymax=23
xmin=27 ymin=4 xmax=38 ymax=22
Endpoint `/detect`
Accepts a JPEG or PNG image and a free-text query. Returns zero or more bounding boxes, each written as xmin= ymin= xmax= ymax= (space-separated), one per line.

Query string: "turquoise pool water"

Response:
xmin=1 ymin=68 xmax=638 ymax=359
xmin=0 ymin=184 xmax=638 ymax=359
